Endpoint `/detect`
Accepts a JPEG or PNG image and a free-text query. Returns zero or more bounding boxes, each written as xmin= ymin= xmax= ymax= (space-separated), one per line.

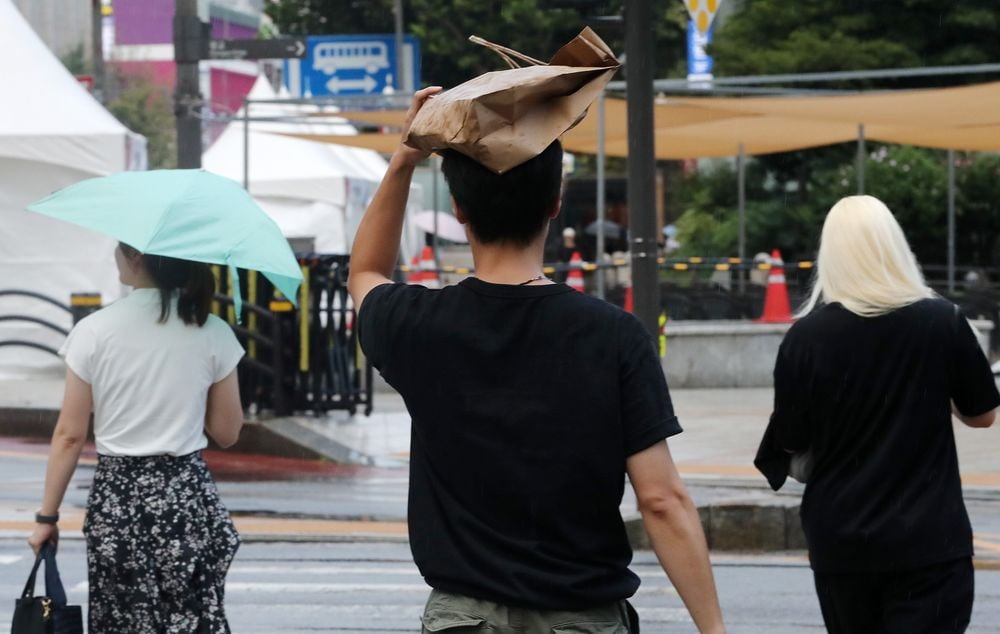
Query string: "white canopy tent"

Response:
xmin=0 ymin=0 xmax=146 ymax=375
xmin=203 ymin=77 xmax=422 ymax=256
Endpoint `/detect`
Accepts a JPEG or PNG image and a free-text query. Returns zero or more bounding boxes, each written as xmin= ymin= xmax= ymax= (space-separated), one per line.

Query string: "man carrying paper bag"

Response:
xmin=349 ymin=28 xmax=725 ymax=634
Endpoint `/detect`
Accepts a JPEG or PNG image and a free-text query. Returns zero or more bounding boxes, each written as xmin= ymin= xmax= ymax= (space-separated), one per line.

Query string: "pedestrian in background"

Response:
xmin=555 ymin=226 xmax=577 ymax=282
xmin=755 ymin=195 xmax=999 ymax=633
xmin=28 ymin=243 xmax=245 ymax=633
xmin=349 ymin=88 xmax=724 ymax=633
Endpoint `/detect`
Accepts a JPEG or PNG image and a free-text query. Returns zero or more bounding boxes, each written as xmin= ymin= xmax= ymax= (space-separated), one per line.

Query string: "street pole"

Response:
xmin=242 ymin=99 xmax=250 ymax=189
xmin=596 ymin=91 xmax=607 ymax=300
xmin=394 ymin=0 xmax=406 ymax=92
xmin=737 ymin=142 xmax=746 ymax=293
xmin=174 ymin=0 xmax=203 ymax=168
xmin=90 ymin=0 xmax=106 ymax=102
xmin=856 ymin=123 xmax=865 ymax=194
xmin=625 ymin=0 xmax=659 ymax=336
xmin=947 ymin=149 xmax=956 ymax=295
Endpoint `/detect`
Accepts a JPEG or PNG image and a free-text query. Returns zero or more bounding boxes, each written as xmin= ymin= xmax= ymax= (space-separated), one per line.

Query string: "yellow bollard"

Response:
xmin=299 ymin=264 xmax=310 ymax=373
xmin=247 ymin=270 xmax=258 ymax=359
xmin=658 ymin=311 xmax=668 ymax=358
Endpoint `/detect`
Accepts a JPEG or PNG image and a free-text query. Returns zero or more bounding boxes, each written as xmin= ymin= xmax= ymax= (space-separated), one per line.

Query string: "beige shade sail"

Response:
xmin=867 ymin=123 xmax=1000 ymax=153
xmin=671 ymin=81 xmax=1000 ymax=128
xmin=274 ymin=81 xmax=1000 ymax=158
xmin=316 ymin=110 xmax=409 ymax=128
xmin=564 ymin=114 xmax=860 ymax=159
xmin=275 ymin=131 xmax=404 ymax=154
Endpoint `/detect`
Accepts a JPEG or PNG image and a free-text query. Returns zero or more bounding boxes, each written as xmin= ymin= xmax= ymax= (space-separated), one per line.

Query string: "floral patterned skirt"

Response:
xmin=83 ymin=451 xmax=240 ymax=633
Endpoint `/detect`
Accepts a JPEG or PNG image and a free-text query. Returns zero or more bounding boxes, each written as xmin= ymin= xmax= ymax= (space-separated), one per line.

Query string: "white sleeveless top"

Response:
xmin=59 ymin=288 xmax=245 ymax=456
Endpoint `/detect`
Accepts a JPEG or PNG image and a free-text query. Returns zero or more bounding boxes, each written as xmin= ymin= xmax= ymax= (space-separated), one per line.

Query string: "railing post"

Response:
xmin=70 ymin=292 xmax=102 ymax=324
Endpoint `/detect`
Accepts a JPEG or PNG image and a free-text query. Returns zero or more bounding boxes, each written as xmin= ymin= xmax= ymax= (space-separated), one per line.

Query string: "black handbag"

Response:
xmin=11 ymin=542 xmax=83 ymax=634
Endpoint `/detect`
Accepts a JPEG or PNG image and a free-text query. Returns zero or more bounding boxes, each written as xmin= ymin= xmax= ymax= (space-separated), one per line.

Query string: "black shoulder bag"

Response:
xmin=11 ymin=543 xmax=83 ymax=634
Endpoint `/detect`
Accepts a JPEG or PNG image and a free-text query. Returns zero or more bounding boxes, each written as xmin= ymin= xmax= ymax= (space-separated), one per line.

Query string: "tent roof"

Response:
xmin=204 ymin=76 xmax=389 ymax=206
xmin=269 ymin=80 xmax=1000 ymax=159
xmin=0 ymin=0 xmax=132 ymax=172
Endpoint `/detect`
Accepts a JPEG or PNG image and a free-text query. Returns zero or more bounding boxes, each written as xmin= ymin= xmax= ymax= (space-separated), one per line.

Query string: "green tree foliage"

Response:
xmin=59 ymin=44 xmax=88 ymax=77
xmin=107 ymin=71 xmax=177 ymax=169
xmin=264 ymin=0 xmax=689 ymax=88
xmin=670 ymin=0 xmax=1000 ymax=267
xmin=710 ymin=0 xmax=1000 ymax=82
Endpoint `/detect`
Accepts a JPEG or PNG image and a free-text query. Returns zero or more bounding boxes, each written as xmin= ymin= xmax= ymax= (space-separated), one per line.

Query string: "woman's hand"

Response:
xmin=394 ymin=86 xmax=444 ymax=167
xmin=28 ymin=523 xmax=58 ymax=555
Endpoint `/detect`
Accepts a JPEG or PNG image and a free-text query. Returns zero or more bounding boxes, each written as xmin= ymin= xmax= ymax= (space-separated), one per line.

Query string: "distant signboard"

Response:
xmin=284 ymin=34 xmax=421 ymax=97
xmin=209 ymin=37 xmax=307 ymax=60
xmin=686 ymin=20 xmax=714 ymax=82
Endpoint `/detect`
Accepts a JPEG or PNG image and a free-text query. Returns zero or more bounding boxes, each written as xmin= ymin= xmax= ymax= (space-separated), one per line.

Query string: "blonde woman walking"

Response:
xmin=755 ymin=195 xmax=999 ymax=633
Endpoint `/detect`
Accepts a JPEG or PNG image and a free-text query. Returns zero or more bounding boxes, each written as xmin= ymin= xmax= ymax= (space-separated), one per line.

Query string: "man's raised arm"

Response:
xmin=347 ymin=86 xmax=442 ymax=310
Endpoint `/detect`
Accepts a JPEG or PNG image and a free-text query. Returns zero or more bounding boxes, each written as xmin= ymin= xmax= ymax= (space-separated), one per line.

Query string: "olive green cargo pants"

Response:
xmin=420 ymin=589 xmax=637 ymax=633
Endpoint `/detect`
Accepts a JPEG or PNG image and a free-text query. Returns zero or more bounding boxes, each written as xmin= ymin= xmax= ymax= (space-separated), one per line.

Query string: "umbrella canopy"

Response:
xmin=585 ymin=219 xmax=624 ymax=239
xmin=27 ymin=169 xmax=303 ymax=310
xmin=412 ymin=210 xmax=468 ymax=243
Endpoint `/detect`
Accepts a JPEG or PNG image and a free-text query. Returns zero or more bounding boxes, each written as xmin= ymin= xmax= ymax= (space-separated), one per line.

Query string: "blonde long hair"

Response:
xmin=800 ymin=195 xmax=935 ymax=317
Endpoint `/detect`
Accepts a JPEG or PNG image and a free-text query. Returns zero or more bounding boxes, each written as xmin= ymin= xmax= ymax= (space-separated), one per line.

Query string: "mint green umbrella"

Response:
xmin=28 ymin=169 xmax=302 ymax=315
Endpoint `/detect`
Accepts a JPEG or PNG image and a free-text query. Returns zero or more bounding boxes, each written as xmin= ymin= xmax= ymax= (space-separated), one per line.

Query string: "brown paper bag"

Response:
xmin=404 ymin=27 xmax=620 ymax=174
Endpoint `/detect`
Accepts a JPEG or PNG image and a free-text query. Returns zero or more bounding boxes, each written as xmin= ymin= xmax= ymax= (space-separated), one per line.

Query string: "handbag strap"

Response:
xmin=19 ymin=546 xmax=45 ymax=600
xmin=19 ymin=543 xmax=68 ymax=607
xmin=468 ymin=35 xmax=546 ymax=69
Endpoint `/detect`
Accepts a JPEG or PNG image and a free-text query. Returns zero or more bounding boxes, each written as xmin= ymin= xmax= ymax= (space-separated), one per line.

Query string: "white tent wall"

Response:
xmin=0 ymin=0 xmax=143 ymax=376
xmin=257 ymin=197 xmax=347 ymax=254
xmin=0 ymin=159 xmax=122 ymax=377
xmin=204 ymin=75 xmax=424 ymax=263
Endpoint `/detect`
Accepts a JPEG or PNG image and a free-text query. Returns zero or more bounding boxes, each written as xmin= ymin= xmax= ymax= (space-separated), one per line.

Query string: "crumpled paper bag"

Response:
xmin=404 ymin=27 xmax=620 ymax=174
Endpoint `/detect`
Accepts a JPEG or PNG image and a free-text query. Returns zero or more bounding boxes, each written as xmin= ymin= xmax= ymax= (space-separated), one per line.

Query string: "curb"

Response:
xmin=625 ymin=499 xmax=806 ymax=553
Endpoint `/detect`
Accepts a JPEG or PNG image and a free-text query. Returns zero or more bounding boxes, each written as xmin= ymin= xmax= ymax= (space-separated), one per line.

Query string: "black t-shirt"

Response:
xmin=755 ymin=298 xmax=1000 ymax=573
xmin=359 ymin=278 xmax=681 ymax=609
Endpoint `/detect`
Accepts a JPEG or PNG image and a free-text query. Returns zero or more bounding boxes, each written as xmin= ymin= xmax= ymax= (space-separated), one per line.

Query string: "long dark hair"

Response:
xmin=119 ymin=243 xmax=216 ymax=326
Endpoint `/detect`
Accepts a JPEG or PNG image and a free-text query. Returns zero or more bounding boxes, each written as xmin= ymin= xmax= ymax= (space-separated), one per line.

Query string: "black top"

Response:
xmin=755 ymin=298 xmax=1000 ymax=573
xmin=359 ymin=278 xmax=681 ymax=609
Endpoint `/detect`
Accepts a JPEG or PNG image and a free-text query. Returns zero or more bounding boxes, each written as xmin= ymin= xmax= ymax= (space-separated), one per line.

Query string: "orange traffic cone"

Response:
xmin=757 ymin=249 xmax=793 ymax=323
xmin=567 ymin=251 xmax=585 ymax=292
xmin=420 ymin=245 xmax=440 ymax=289
xmin=624 ymin=281 xmax=634 ymax=313
xmin=407 ymin=254 xmax=423 ymax=285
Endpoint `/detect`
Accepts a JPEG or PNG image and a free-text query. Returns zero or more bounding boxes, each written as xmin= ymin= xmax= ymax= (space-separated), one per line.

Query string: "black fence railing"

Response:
xmin=0 ymin=290 xmax=99 ymax=356
xmin=214 ymin=254 xmax=373 ymax=418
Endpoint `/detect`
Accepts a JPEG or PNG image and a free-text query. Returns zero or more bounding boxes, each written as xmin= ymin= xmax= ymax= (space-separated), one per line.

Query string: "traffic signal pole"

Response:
xmin=174 ymin=0 xmax=204 ymax=168
xmin=625 ymin=0 xmax=659 ymax=336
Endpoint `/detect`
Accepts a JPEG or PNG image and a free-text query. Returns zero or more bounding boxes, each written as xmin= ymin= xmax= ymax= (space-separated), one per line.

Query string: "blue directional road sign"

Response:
xmin=284 ymin=34 xmax=421 ymax=97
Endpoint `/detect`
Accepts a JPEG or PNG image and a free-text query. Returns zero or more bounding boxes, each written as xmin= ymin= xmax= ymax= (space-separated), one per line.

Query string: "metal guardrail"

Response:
xmin=0 ymin=290 xmax=98 ymax=357
xmin=214 ymin=255 xmax=373 ymax=418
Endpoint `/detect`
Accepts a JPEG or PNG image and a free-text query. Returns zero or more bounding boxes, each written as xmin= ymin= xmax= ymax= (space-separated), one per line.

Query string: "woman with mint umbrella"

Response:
xmin=25 ymin=169 xmax=302 ymax=633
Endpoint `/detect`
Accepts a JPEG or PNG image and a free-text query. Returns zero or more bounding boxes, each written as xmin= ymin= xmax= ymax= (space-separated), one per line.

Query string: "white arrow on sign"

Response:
xmin=326 ymin=75 xmax=378 ymax=94
xmin=292 ymin=40 xmax=305 ymax=57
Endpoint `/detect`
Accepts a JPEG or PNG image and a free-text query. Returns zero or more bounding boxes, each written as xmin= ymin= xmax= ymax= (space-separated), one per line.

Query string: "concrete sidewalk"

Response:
xmin=5 ymin=370 xmax=1000 ymax=558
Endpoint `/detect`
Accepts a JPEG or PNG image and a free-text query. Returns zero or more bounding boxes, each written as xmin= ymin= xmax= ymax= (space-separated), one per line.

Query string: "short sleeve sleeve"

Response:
xmin=59 ymin=321 xmax=97 ymax=384
xmin=950 ymin=308 xmax=1000 ymax=417
xmin=209 ymin=317 xmax=245 ymax=383
xmin=769 ymin=340 xmax=811 ymax=452
xmin=358 ymin=283 xmax=422 ymax=383
xmin=619 ymin=315 xmax=682 ymax=456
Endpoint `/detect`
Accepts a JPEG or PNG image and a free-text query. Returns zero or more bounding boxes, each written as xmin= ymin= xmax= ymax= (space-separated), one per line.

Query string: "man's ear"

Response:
xmin=452 ymin=198 xmax=468 ymax=224
xmin=549 ymin=198 xmax=562 ymax=220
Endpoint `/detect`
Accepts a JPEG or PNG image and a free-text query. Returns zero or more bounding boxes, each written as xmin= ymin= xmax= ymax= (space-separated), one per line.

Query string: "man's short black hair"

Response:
xmin=440 ymin=141 xmax=563 ymax=247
